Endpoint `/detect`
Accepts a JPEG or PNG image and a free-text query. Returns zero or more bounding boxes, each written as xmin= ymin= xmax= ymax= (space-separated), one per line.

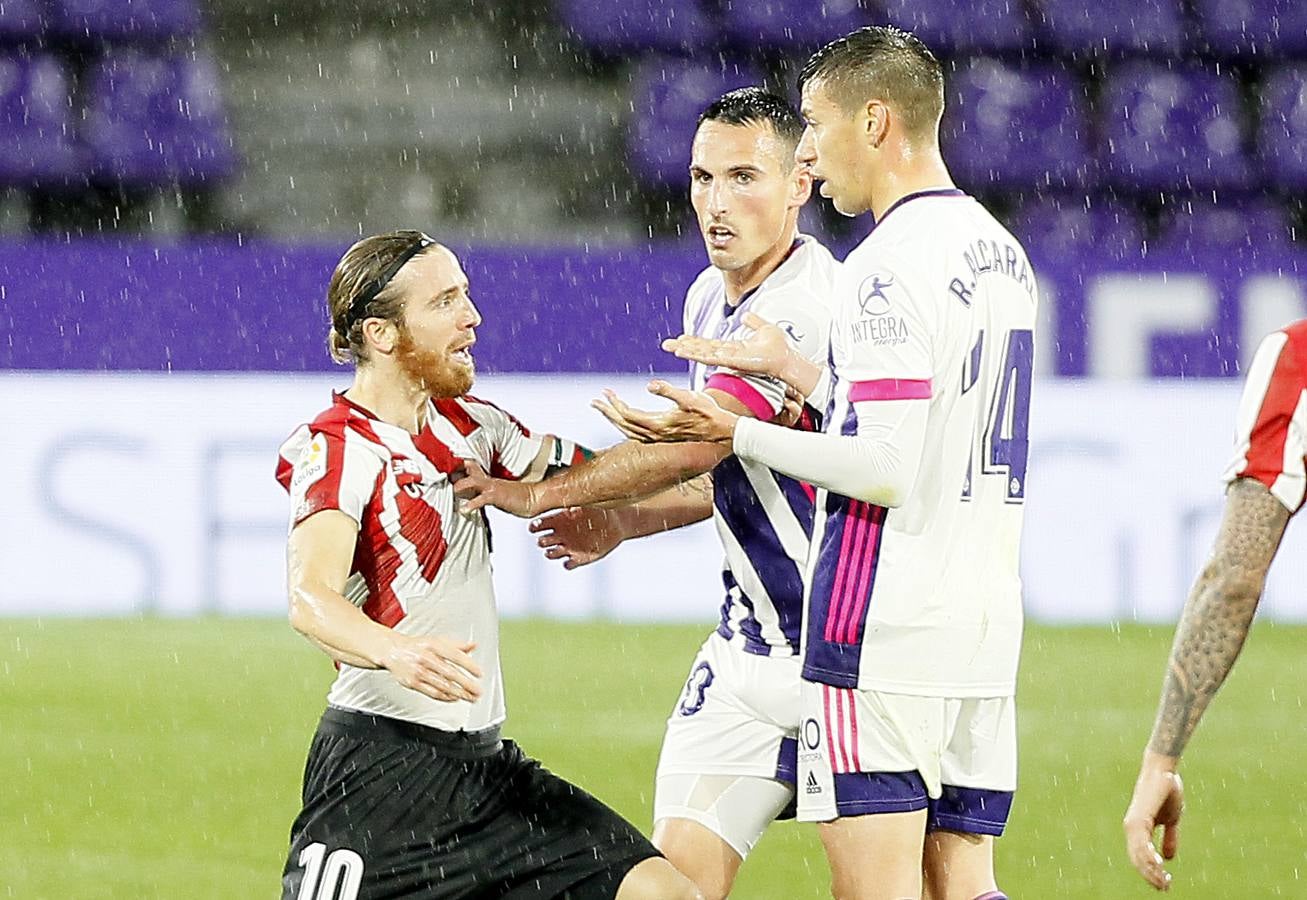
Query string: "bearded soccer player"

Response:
xmin=1123 ymin=322 xmax=1307 ymax=891
xmin=274 ymin=231 xmax=702 ymax=900
xmin=453 ymin=88 xmax=836 ymax=900
xmin=604 ymin=28 xmax=1037 ymax=900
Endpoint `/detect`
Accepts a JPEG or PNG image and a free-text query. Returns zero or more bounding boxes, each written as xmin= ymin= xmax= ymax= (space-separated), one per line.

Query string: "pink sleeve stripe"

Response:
xmin=848 ymin=378 xmax=933 ymax=402
xmin=705 ymin=373 xmax=776 ymax=421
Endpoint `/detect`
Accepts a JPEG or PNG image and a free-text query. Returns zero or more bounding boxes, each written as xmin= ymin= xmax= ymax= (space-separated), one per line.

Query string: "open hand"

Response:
xmin=453 ymin=461 xmax=541 ymax=518
xmin=662 ymin=311 xmax=793 ymax=380
xmin=592 ymin=381 xmax=737 ymax=444
xmin=530 ymin=507 xmax=625 ymax=569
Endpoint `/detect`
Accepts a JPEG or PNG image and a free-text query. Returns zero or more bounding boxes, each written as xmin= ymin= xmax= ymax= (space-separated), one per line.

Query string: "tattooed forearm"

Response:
xmin=1147 ymin=478 xmax=1290 ymax=758
xmin=674 ymin=472 xmax=713 ymax=503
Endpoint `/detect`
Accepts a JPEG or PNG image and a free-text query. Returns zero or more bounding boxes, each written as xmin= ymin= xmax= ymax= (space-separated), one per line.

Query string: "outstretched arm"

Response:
xmin=1123 ymin=477 xmax=1290 ymax=890
xmin=455 ymin=389 xmax=757 ymax=518
xmin=531 ymin=474 xmax=714 ymax=569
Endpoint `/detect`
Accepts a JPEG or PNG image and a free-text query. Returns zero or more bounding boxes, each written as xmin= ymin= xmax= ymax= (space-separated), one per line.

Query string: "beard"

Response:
xmin=395 ymin=326 xmax=474 ymax=398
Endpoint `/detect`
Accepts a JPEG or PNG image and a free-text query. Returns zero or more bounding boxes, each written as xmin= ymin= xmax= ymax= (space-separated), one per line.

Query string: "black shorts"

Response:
xmin=281 ymin=708 xmax=659 ymax=900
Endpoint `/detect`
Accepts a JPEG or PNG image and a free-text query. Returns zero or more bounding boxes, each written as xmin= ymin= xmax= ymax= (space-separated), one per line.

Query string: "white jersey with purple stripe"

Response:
xmin=804 ymin=190 xmax=1037 ymax=697
xmin=683 ymin=234 xmax=838 ymax=656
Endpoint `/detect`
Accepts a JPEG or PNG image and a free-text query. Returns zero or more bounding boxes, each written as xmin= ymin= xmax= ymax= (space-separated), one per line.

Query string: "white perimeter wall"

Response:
xmin=4 ymin=372 xmax=1305 ymax=623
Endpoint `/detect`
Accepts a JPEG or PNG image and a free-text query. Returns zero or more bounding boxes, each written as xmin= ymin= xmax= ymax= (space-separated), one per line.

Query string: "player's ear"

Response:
xmin=865 ymin=99 xmax=889 ymax=149
xmin=361 ymin=316 xmax=400 ymax=356
xmin=790 ymin=160 xmax=813 ymax=207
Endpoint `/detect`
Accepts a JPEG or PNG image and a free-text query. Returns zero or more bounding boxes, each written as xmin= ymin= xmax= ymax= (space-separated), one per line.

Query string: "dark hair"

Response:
xmin=797 ymin=26 xmax=945 ymax=141
xmin=698 ymin=87 xmax=805 ymax=156
xmin=325 ymin=229 xmax=435 ymax=364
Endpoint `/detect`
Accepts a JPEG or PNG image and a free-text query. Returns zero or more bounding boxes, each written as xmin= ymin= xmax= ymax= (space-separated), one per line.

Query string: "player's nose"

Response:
xmin=463 ymin=295 xmax=482 ymax=328
xmin=795 ymin=127 xmax=817 ymax=168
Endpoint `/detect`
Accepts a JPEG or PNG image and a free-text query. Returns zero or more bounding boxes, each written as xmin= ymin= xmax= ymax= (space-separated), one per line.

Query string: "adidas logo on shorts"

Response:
xmin=806 ymin=772 xmax=822 ymax=795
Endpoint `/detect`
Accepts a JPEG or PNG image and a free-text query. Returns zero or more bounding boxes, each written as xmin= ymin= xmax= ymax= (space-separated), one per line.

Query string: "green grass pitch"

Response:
xmin=3 ymin=618 xmax=1306 ymax=898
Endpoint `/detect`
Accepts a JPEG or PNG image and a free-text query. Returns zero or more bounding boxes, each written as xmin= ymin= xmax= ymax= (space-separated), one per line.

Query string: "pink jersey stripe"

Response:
xmin=848 ymin=378 xmax=933 ymax=402
xmin=823 ymin=500 xmax=866 ymax=642
xmin=842 ymin=508 xmax=885 ymax=644
xmin=832 ymin=684 xmax=853 ymax=774
xmin=831 ymin=503 xmax=873 ymax=644
xmin=705 ymin=373 xmax=776 ymax=421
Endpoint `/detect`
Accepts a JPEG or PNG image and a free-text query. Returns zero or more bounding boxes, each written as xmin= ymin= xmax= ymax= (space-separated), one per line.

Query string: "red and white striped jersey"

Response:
xmin=1224 ymin=320 xmax=1307 ymax=513
xmin=275 ymin=391 xmax=544 ymax=731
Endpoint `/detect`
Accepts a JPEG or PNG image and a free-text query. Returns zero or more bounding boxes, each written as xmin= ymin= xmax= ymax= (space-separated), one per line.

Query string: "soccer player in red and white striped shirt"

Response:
xmin=1124 ymin=320 xmax=1307 ymax=891
xmin=276 ymin=230 xmax=701 ymax=900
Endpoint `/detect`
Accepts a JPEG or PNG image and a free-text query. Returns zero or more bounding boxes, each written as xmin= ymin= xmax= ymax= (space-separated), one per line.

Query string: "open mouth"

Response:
xmin=450 ymin=340 xmax=475 ymax=366
xmin=706 ymin=224 xmax=734 ymax=247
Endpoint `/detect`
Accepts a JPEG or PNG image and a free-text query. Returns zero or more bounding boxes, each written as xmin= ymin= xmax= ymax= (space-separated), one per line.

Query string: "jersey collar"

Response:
xmin=870 ymin=187 xmax=967 ymax=234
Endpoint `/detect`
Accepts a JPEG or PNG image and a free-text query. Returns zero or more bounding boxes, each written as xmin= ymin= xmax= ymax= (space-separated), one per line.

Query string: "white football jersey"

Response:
xmin=682 ymin=234 xmax=837 ymax=656
xmin=803 ymin=190 xmax=1037 ymax=697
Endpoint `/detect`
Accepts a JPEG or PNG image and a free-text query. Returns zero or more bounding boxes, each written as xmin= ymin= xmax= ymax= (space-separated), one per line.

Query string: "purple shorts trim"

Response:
xmin=927 ymin=785 xmax=1014 ymax=837
xmin=831 ymin=774 xmax=1014 ymax=836
xmin=774 ymin=737 xmax=797 ymax=785
xmin=832 ymin=771 xmax=929 ymax=816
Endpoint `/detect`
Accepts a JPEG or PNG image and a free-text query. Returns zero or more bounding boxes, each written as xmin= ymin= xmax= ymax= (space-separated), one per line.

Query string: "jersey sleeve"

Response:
xmin=834 ymin=255 xmax=936 ymax=402
xmin=706 ymin=286 xmax=830 ymax=421
xmin=461 ymin=397 xmax=546 ymax=480
xmin=1222 ymin=328 xmax=1307 ymax=513
xmin=280 ymin=424 xmax=383 ymax=527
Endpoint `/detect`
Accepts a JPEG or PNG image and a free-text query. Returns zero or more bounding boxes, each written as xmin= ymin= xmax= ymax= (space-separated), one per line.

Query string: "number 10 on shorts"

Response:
xmin=295 ymin=842 xmax=364 ymax=900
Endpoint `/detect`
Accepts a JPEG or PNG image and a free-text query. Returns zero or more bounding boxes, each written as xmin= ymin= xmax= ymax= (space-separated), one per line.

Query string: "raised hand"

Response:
xmin=530 ymin=507 xmax=626 ymax=569
xmin=592 ymin=381 xmax=737 ymax=444
xmin=453 ymin=460 xmax=541 ymax=518
xmin=381 ymin=633 xmax=483 ymax=703
xmin=1123 ymin=760 xmax=1185 ymax=891
xmin=662 ymin=310 xmax=793 ymax=379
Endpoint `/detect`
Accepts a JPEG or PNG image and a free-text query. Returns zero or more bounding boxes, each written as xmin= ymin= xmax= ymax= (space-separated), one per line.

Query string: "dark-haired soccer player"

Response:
xmin=607 ymin=27 xmax=1037 ymax=900
xmin=455 ymin=88 xmax=836 ymax=899
xmin=1124 ymin=321 xmax=1307 ymax=892
xmin=275 ymin=230 xmax=702 ymax=900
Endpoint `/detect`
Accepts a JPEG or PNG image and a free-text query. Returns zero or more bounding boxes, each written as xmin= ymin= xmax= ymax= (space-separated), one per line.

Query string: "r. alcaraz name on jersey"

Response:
xmin=682 ymin=234 xmax=837 ymax=657
xmin=1224 ymin=319 xmax=1307 ymax=513
xmin=275 ymin=392 xmax=544 ymax=732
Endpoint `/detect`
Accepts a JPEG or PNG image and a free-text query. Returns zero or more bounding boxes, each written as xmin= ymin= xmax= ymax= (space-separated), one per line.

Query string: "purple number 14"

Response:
xmin=961 ymin=329 xmax=1033 ymax=502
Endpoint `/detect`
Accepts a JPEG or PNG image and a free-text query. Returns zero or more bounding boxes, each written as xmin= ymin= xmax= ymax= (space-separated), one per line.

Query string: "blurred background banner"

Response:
xmin=5 ymin=371 xmax=1307 ymax=622
xmin=3 ymin=0 xmax=1307 ymax=622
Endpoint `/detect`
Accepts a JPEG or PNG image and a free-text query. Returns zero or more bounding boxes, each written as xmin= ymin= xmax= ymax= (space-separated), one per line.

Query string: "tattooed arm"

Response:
xmin=1123 ymin=477 xmax=1291 ymax=890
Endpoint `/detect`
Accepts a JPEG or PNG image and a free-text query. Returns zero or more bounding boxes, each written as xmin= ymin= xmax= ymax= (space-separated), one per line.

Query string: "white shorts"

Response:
xmin=653 ymin=633 xmax=800 ymax=857
xmin=796 ymin=681 xmax=1017 ymax=836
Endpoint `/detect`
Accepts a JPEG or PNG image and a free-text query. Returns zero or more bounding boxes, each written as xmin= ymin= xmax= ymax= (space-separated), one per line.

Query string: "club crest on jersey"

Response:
xmin=391 ymin=456 xmax=426 ymax=497
xmin=857 ymin=273 xmax=895 ymax=317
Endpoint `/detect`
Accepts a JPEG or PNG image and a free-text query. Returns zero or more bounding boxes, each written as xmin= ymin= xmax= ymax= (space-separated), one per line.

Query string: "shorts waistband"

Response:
xmin=319 ymin=707 xmax=503 ymax=759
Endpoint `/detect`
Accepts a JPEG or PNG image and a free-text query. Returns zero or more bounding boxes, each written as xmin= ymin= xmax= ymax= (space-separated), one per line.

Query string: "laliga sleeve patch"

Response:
xmin=292 ymin=433 xmax=329 ymax=492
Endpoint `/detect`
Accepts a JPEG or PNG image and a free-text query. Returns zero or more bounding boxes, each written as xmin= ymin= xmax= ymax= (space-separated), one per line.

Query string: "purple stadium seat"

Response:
xmin=1257 ymin=65 xmax=1307 ymax=191
xmin=83 ymin=50 xmax=236 ymax=187
xmin=1099 ymin=63 xmax=1253 ymax=193
xmin=941 ymin=58 xmax=1094 ymax=191
xmin=0 ymin=53 xmax=85 ymax=185
xmin=1155 ymin=197 xmax=1296 ymax=253
xmin=52 ymin=0 xmax=201 ymax=42
xmin=720 ymin=0 xmax=869 ymax=50
xmin=626 ymin=56 xmax=765 ymax=189
xmin=1007 ymin=196 xmax=1145 ymax=260
xmin=1036 ymin=0 xmax=1186 ymax=55
xmin=555 ymin=0 xmax=714 ymax=55
xmin=0 ymin=0 xmax=48 ymax=42
xmin=881 ymin=0 xmax=1036 ymax=54
xmin=1191 ymin=0 xmax=1307 ymax=58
